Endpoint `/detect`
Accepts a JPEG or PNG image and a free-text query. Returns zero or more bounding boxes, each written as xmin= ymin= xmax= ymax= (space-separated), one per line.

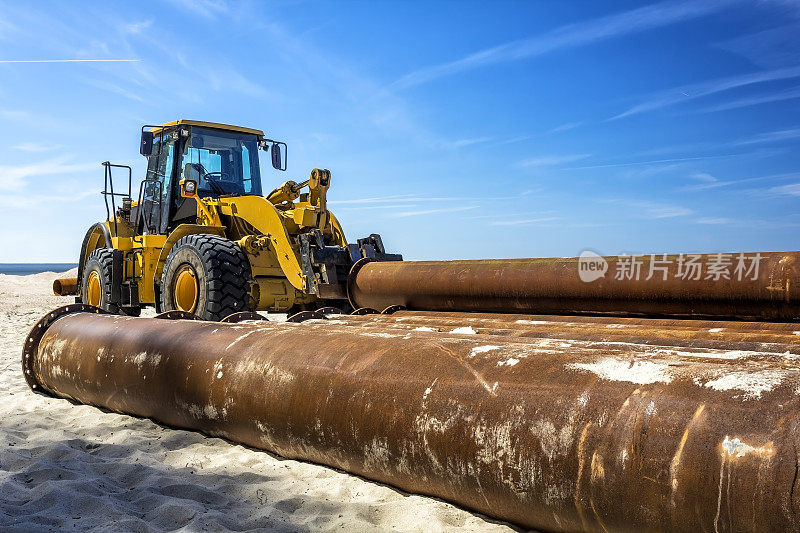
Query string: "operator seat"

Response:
xmin=183 ymin=163 xmax=203 ymax=184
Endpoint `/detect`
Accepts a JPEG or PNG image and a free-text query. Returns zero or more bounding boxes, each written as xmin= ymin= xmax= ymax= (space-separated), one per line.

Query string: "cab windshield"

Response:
xmin=181 ymin=127 xmax=262 ymax=197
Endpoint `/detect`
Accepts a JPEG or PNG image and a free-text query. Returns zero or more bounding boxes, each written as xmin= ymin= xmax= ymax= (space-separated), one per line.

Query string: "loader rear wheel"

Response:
xmin=160 ymin=234 xmax=252 ymax=321
xmin=80 ymin=248 xmax=144 ymax=316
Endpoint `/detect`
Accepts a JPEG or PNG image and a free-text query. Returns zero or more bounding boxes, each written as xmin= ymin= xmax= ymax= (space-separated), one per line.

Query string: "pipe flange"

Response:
xmin=221 ymin=311 xmax=268 ymax=323
xmin=381 ymin=305 xmax=406 ymax=315
xmin=155 ymin=310 xmax=202 ymax=321
xmin=287 ymin=310 xmax=327 ymax=323
xmin=22 ymin=304 xmax=106 ymax=394
xmin=346 ymin=257 xmax=377 ymax=311
xmin=315 ymin=306 xmax=344 ymax=316
xmin=351 ymin=307 xmax=379 ymax=316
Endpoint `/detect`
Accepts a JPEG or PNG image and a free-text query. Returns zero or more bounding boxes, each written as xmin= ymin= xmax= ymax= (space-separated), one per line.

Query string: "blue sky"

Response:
xmin=0 ymin=0 xmax=798 ymax=262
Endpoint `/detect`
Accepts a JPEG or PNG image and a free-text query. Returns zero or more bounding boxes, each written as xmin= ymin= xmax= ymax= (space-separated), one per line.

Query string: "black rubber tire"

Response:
xmin=81 ymin=249 xmax=141 ymax=316
xmin=81 ymin=249 xmax=119 ymax=314
xmin=160 ymin=234 xmax=252 ymax=321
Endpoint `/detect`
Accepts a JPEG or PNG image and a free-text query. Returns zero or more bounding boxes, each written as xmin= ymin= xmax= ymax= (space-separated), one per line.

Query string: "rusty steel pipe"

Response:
xmin=348 ymin=252 xmax=800 ymax=321
xmin=23 ymin=307 xmax=800 ymax=531
xmin=387 ymin=310 xmax=800 ymax=333
xmin=340 ymin=311 xmax=800 ymax=347
xmin=329 ymin=312 xmax=800 ymax=354
xmin=52 ymin=277 xmax=78 ymax=296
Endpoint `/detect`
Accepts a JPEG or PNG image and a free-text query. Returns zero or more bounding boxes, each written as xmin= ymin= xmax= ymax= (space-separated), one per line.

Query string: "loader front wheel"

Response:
xmin=81 ymin=248 xmax=119 ymax=314
xmin=81 ymin=249 xmax=141 ymax=316
xmin=160 ymin=234 xmax=252 ymax=321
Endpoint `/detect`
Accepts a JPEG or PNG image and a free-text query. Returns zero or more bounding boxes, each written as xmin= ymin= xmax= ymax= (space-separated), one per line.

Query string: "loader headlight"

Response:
xmin=181 ymin=179 xmax=198 ymax=197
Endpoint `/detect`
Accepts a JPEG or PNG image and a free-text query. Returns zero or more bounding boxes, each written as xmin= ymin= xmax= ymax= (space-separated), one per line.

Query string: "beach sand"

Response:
xmin=0 ymin=270 xmax=516 ymax=532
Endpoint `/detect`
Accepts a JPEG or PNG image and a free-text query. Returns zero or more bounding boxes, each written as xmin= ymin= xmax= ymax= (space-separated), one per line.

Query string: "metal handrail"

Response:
xmin=101 ymin=162 xmax=132 ymax=237
xmin=135 ymin=173 xmax=163 ymax=238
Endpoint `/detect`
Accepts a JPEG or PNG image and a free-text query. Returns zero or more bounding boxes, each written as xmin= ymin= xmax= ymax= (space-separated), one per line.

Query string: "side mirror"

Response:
xmin=140 ymin=131 xmax=154 ymax=157
xmin=271 ymin=142 xmax=287 ymax=171
xmin=271 ymin=143 xmax=282 ymax=170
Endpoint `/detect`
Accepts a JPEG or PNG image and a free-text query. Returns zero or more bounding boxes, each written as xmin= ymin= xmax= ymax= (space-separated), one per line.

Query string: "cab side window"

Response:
xmin=146 ymin=137 xmax=175 ymax=192
xmin=141 ymin=136 xmax=175 ymax=234
xmin=241 ymin=142 xmax=256 ymax=194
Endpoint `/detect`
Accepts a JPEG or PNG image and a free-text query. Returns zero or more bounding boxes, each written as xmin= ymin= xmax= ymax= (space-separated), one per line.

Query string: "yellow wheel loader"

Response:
xmin=75 ymin=120 xmax=400 ymax=320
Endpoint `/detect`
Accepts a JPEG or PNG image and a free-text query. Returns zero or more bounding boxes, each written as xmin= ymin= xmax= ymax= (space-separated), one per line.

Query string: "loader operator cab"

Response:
xmin=138 ymin=120 xmax=285 ymax=235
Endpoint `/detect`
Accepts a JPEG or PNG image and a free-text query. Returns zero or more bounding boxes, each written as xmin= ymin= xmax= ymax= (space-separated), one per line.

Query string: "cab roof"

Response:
xmin=150 ymin=120 xmax=264 ymax=137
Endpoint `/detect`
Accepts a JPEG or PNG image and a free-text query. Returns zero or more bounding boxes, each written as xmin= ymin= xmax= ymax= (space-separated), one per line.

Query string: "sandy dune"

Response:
xmin=0 ymin=270 xmax=516 ymax=532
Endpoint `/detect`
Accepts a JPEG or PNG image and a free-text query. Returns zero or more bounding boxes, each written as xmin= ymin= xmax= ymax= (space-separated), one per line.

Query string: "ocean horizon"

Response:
xmin=0 ymin=263 xmax=77 ymax=276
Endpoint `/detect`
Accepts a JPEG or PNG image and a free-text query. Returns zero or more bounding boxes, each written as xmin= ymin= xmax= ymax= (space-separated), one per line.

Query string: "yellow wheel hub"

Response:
xmin=173 ymin=265 xmax=199 ymax=313
xmin=87 ymin=271 xmax=102 ymax=307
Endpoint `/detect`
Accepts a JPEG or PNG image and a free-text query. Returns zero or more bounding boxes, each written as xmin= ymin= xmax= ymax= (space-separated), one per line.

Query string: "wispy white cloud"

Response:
xmin=697 ymin=85 xmax=800 ymax=113
xmin=770 ymin=182 xmax=800 ymax=196
xmin=675 ymin=171 xmax=722 ymax=191
xmin=691 ymin=172 xmax=718 ymax=183
xmin=169 ymin=0 xmax=229 ymax=19
xmin=696 ymin=217 xmax=735 ymax=224
xmin=461 ymin=209 xmax=556 ymax=221
xmin=493 ymin=134 xmax=535 ymax=146
xmin=618 ymin=163 xmax=683 ymax=179
xmin=548 ymin=121 xmax=584 ymax=133
xmin=82 ymin=78 xmax=146 ymax=102
xmin=13 ymin=142 xmax=62 ymax=152
xmin=329 ymin=195 xmax=498 ymax=206
xmin=679 ymin=172 xmax=800 ymax=192
xmin=608 ymin=199 xmax=693 ymax=219
xmin=643 ymin=205 xmax=693 ymax=218
xmin=334 ymin=204 xmax=421 ymax=212
xmin=122 ymin=20 xmax=152 ymax=35
xmin=610 ymin=66 xmax=800 ymax=120
xmin=245 ymin=21 xmax=432 ymax=141
xmin=437 ymin=136 xmax=493 ymax=149
xmin=329 ymin=195 xmax=433 ymax=206
xmin=0 ymin=189 xmax=95 ymax=209
xmin=0 ymin=4 xmax=264 ymax=108
xmin=516 ymin=154 xmax=590 ymax=168
xmin=0 ymin=58 xmax=139 ymax=63
xmin=564 ymin=154 xmax=737 ymax=171
xmin=689 ymin=217 xmax=800 ymax=230
xmin=735 ymin=128 xmax=800 ymax=145
xmin=0 ymin=109 xmax=29 ymax=121
xmin=174 ymin=52 xmax=272 ymax=99
xmin=0 ymin=158 xmax=96 ymax=191
xmin=253 ymin=17 xmax=523 ymax=150
xmin=388 ymin=205 xmax=479 ymax=218
xmin=489 ymin=217 xmax=560 ymax=226
xmin=0 ymin=16 xmax=15 ymax=39
xmin=392 ymin=0 xmax=734 ymax=89
xmin=716 ymin=24 xmax=800 ymax=70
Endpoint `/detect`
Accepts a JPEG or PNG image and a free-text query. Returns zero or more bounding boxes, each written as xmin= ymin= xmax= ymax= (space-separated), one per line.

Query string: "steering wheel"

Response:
xmin=197 ymin=170 xmax=229 ymax=195
xmin=202 ymin=171 xmax=233 ymax=182
xmin=204 ymin=171 xmax=245 ymax=195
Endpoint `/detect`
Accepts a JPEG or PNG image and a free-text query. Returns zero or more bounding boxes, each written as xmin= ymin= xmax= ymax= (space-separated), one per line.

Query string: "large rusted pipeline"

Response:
xmin=347 ymin=252 xmax=800 ymax=320
xmin=52 ymin=277 xmax=78 ymax=296
xmin=382 ymin=310 xmax=800 ymax=333
xmin=330 ymin=311 xmax=800 ymax=354
xmin=23 ymin=306 xmax=800 ymax=531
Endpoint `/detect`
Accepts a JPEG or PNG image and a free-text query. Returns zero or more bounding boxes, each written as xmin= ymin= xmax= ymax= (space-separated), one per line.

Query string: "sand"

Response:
xmin=0 ymin=270 xmax=516 ymax=532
